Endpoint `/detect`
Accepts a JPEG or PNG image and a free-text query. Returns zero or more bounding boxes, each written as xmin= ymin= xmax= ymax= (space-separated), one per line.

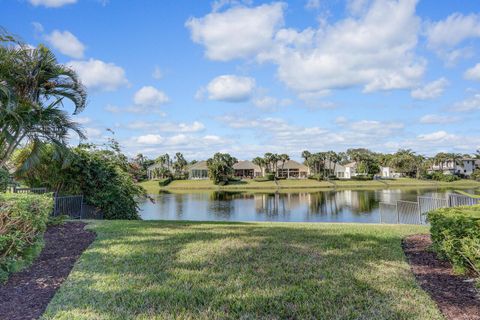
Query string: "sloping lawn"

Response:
xmin=42 ymin=221 xmax=443 ymax=319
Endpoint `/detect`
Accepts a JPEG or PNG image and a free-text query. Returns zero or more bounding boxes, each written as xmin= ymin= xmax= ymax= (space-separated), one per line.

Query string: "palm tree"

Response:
xmin=0 ymin=37 xmax=87 ymax=168
xmin=252 ymin=157 xmax=265 ymax=175
xmin=279 ymin=154 xmax=290 ymax=172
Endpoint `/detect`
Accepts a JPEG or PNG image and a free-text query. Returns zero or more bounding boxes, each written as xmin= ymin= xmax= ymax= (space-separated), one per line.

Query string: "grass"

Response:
xmin=42 ymin=221 xmax=443 ymax=319
xmin=138 ymin=177 xmax=480 ymax=194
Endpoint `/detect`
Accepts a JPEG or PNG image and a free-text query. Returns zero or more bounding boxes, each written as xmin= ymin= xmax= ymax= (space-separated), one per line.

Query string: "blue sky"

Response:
xmin=3 ymin=0 xmax=480 ymax=160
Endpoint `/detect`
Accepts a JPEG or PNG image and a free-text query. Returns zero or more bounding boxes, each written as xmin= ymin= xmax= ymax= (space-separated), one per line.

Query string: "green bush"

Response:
xmin=425 ymin=172 xmax=460 ymax=182
xmin=428 ymin=206 xmax=480 ymax=276
xmin=0 ymin=193 xmax=53 ymax=282
xmin=0 ymin=168 xmax=9 ymax=193
xmin=351 ymin=174 xmax=373 ymax=181
xmin=265 ymin=173 xmax=275 ymax=181
xmin=253 ymin=177 xmax=271 ymax=182
xmin=308 ymin=174 xmax=324 ymax=181
xmin=158 ymin=177 xmax=172 ymax=187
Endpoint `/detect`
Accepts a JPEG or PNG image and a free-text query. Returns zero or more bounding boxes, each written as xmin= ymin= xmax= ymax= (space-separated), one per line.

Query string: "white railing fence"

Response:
xmin=380 ymin=192 xmax=479 ymax=225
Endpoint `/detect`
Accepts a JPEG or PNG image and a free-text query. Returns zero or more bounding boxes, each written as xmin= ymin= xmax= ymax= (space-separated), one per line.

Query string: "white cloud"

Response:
xmin=125 ymin=121 xmax=205 ymax=133
xmin=452 ymin=94 xmax=480 ymax=112
xmin=73 ymin=116 xmax=92 ymax=124
xmin=45 ymin=30 xmax=85 ymax=59
xmin=186 ymin=3 xmax=285 ymax=61
xmin=425 ymin=13 xmax=480 ymax=64
xmin=267 ymin=0 xmax=424 ymax=94
xmin=410 ymin=78 xmax=448 ymax=100
xmin=252 ymin=96 xmax=291 ymax=110
xmin=68 ymin=59 xmax=128 ymax=91
xmin=203 ymin=75 xmax=256 ymax=102
xmin=152 ymin=66 xmax=163 ymax=80
xmin=137 ymin=134 xmax=164 ymax=145
xmin=464 ymin=63 xmax=480 ymax=81
xmin=29 ymin=0 xmax=76 ymax=7
xmin=188 ymin=0 xmax=424 ymax=95
xmin=425 ymin=13 xmax=480 ymax=49
xmin=417 ymin=130 xmax=457 ymax=142
xmin=305 ymin=0 xmax=320 ymax=10
xmin=133 ymin=86 xmax=169 ymax=106
xmin=419 ymin=114 xmax=460 ymax=124
xmin=84 ymin=127 xmax=103 ymax=139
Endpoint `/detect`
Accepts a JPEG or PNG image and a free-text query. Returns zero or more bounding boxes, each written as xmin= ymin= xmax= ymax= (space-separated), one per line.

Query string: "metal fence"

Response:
xmin=13 ymin=187 xmax=48 ymax=194
xmin=52 ymin=195 xmax=103 ymax=219
xmin=380 ymin=192 xmax=479 ymax=225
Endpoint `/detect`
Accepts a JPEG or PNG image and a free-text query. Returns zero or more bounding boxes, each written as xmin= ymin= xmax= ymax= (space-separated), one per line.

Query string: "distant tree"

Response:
xmin=173 ymin=152 xmax=188 ymax=178
xmin=279 ymin=154 xmax=290 ymax=172
xmin=252 ymin=157 xmax=265 ymax=174
xmin=207 ymin=153 xmax=237 ymax=184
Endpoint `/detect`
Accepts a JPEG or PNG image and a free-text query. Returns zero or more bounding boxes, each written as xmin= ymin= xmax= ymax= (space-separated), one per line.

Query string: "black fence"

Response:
xmin=53 ymin=195 xmax=103 ymax=219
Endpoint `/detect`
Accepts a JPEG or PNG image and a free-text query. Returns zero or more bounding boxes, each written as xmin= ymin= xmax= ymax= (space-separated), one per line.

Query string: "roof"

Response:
xmin=147 ymin=162 xmax=170 ymax=170
xmin=344 ymin=162 xmax=357 ymax=168
xmin=188 ymin=160 xmax=208 ymax=171
xmin=233 ymin=160 xmax=261 ymax=171
xmin=277 ymin=160 xmax=309 ymax=170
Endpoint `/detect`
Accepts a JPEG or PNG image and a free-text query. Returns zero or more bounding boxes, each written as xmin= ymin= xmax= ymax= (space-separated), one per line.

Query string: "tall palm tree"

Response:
xmin=252 ymin=157 xmax=265 ymax=175
xmin=279 ymin=154 xmax=290 ymax=172
xmin=0 ymin=37 xmax=87 ymax=168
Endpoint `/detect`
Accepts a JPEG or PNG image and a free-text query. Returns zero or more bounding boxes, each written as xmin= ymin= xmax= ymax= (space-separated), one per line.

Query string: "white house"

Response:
xmin=380 ymin=166 xmax=402 ymax=178
xmin=431 ymin=158 xmax=476 ymax=177
xmin=335 ymin=162 xmax=357 ymax=179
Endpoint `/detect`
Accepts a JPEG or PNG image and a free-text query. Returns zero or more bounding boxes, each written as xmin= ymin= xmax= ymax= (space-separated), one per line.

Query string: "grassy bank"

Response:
xmin=139 ymin=178 xmax=480 ymax=194
xmin=42 ymin=221 xmax=442 ymax=319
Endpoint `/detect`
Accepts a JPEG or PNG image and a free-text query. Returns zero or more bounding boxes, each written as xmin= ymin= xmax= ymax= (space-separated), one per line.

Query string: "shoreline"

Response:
xmin=139 ymin=178 xmax=480 ymax=193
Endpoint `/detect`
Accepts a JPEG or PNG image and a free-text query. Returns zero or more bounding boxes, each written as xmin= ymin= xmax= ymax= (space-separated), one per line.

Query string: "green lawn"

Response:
xmin=139 ymin=177 xmax=480 ymax=194
xmin=43 ymin=221 xmax=443 ymax=319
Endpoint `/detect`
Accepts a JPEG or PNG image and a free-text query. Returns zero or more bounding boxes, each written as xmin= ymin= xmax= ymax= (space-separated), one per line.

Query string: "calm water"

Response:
xmin=138 ymin=188 xmax=476 ymax=223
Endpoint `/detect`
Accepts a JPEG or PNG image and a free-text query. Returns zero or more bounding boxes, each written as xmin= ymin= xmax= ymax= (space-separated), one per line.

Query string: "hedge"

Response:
xmin=428 ymin=205 xmax=480 ymax=276
xmin=0 ymin=168 xmax=9 ymax=193
xmin=158 ymin=177 xmax=172 ymax=187
xmin=0 ymin=193 xmax=53 ymax=282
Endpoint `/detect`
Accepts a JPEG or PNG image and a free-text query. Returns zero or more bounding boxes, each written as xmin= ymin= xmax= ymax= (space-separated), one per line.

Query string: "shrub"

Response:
xmin=424 ymin=172 xmax=460 ymax=182
xmin=308 ymin=174 xmax=323 ymax=181
xmin=428 ymin=206 xmax=480 ymax=276
xmin=351 ymin=174 xmax=373 ymax=181
xmin=253 ymin=177 xmax=271 ymax=182
xmin=0 ymin=193 xmax=53 ymax=282
xmin=0 ymin=168 xmax=9 ymax=193
xmin=265 ymin=173 xmax=275 ymax=181
xmin=158 ymin=178 xmax=172 ymax=187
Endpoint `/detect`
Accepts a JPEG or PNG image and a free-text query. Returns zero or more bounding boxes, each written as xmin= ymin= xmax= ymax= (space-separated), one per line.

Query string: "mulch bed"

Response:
xmin=403 ymin=234 xmax=480 ymax=320
xmin=0 ymin=222 xmax=95 ymax=320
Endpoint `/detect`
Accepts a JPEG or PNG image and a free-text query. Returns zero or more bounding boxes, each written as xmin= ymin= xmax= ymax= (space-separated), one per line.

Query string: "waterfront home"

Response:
xmin=380 ymin=166 xmax=402 ymax=178
xmin=233 ymin=160 xmax=262 ymax=178
xmin=147 ymin=162 xmax=173 ymax=180
xmin=335 ymin=162 xmax=357 ymax=179
xmin=188 ymin=161 xmax=209 ymax=179
xmin=276 ymin=160 xmax=310 ymax=178
xmin=430 ymin=158 xmax=476 ymax=177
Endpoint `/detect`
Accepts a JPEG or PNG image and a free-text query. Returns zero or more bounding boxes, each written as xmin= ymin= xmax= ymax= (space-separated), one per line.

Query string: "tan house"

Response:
xmin=276 ymin=160 xmax=310 ymax=178
xmin=233 ymin=160 xmax=262 ymax=178
xmin=188 ymin=161 xmax=209 ymax=179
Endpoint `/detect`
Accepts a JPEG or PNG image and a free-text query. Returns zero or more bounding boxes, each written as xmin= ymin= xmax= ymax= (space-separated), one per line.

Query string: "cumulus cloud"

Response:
xmin=68 ymin=59 xmax=128 ymax=91
xmin=84 ymin=127 xmax=103 ymax=139
xmin=45 ymin=30 xmax=85 ymax=59
xmin=419 ymin=114 xmax=460 ymax=124
xmin=125 ymin=121 xmax=205 ymax=133
xmin=29 ymin=0 xmax=76 ymax=7
xmin=417 ymin=130 xmax=457 ymax=142
xmin=186 ymin=3 xmax=285 ymax=61
xmin=137 ymin=134 xmax=164 ymax=145
xmin=201 ymin=75 xmax=256 ymax=102
xmin=410 ymin=78 xmax=449 ymax=100
xmin=425 ymin=13 xmax=480 ymax=49
xmin=464 ymin=63 xmax=480 ymax=81
xmin=188 ymin=0 xmax=424 ymax=95
xmin=425 ymin=13 xmax=480 ymax=64
xmin=452 ymin=94 xmax=480 ymax=112
xmin=252 ymin=96 xmax=291 ymax=110
xmin=133 ymin=86 xmax=169 ymax=106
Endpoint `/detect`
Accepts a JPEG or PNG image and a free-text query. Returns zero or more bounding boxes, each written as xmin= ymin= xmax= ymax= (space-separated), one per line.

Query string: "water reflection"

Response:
xmin=140 ymin=188 xmax=473 ymax=223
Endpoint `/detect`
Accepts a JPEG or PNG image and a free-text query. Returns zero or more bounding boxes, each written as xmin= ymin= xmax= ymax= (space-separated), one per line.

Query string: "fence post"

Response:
xmin=80 ymin=195 xmax=84 ymax=219
xmin=396 ymin=201 xmax=400 ymax=224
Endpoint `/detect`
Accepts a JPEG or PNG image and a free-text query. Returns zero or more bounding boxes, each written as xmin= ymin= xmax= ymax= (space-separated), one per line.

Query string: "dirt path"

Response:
xmin=0 ymin=222 xmax=95 ymax=320
xmin=403 ymin=234 xmax=480 ymax=320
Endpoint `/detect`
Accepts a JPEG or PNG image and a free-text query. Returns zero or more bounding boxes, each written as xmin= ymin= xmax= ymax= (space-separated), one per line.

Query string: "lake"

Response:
xmin=138 ymin=188 xmax=476 ymax=223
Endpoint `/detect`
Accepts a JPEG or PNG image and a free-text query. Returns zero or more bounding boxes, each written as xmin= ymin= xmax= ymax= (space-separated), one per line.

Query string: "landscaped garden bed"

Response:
xmin=403 ymin=234 xmax=480 ymax=320
xmin=0 ymin=222 xmax=95 ymax=320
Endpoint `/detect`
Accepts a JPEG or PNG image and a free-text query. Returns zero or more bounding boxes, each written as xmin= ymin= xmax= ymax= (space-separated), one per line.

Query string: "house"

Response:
xmin=188 ymin=161 xmax=209 ymax=179
xmin=233 ymin=160 xmax=262 ymax=178
xmin=334 ymin=162 xmax=357 ymax=179
xmin=380 ymin=166 xmax=402 ymax=178
xmin=147 ymin=163 xmax=172 ymax=180
xmin=276 ymin=160 xmax=310 ymax=178
xmin=431 ymin=158 xmax=476 ymax=177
